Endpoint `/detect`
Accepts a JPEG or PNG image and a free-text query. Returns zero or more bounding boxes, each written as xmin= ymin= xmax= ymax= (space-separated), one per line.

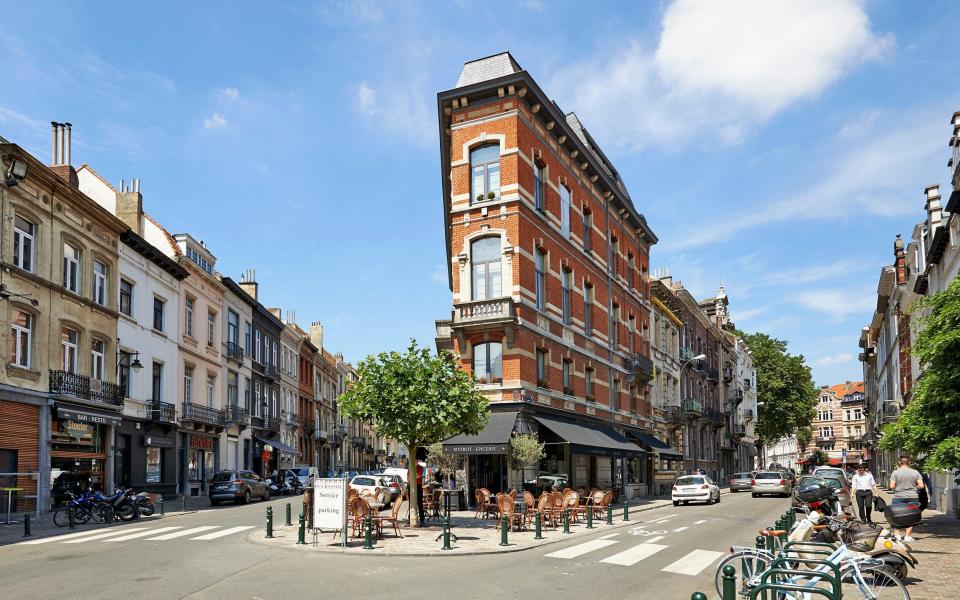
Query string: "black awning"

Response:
xmin=56 ymin=403 xmax=122 ymax=426
xmin=256 ymin=437 xmax=300 ymax=455
xmin=626 ymin=431 xmax=684 ymax=460
xmin=443 ymin=411 xmax=517 ymax=454
xmin=533 ymin=415 xmax=645 ymax=457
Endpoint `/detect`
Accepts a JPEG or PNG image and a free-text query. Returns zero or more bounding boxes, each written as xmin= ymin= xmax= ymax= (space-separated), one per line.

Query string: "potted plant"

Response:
xmin=510 ymin=433 xmax=545 ymax=491
xmin=476 ymin=194 xmax=485 ymax=202
xmin=487 ymin=191 xmax=497 ymax=200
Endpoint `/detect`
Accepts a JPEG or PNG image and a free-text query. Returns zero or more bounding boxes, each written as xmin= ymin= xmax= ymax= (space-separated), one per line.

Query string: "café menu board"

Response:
xmin=313 ymin=477 xmax=348 ymax=531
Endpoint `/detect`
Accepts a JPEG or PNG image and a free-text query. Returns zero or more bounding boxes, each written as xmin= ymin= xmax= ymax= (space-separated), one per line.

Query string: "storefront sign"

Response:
xmin=63 ymin=420 xmax=91 ymax=440
xmin=144 ymin=436 xmax=175 ymax=448
xmin=446 ymin=444 xmax=508 ymax=455
xmin=189 ymin=436 xmax=215 ymax=450
xmin=313 ymin=477 xmax=348 ymax=531
xmin=57 ymin=405 xmax=122 ymax=426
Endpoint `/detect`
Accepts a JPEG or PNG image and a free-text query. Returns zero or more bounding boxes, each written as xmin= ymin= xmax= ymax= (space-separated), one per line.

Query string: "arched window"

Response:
xmin=472 ymin=341 xmax=502 ymax=384
xmin=471 ymin=237 xmax=501 ymax=300
xmin=470 ymin=144 xmax=500 ymax=202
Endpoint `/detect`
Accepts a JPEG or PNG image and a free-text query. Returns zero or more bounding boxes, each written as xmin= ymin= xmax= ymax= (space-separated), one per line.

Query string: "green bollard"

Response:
xmin=363 ymin=515 xmax=374 ymax=549
xmin=765 ymin=527 xmax=775 ymax=553
xmin=499 ymin=515 xmax=509 ymax=546
xmin=180 ymin=496 xmax=186 ymax=513
xmin=442 ymin=516 xmax=452 ymax=550
xmin=586 ymin=505 xmax=594 ymax=529
xmin=722 ymin=565 xmax=737 ymax=600
xmin=606 ymin=505 xmax=613 ymax=525
xmin=563 ymin=508 xmax=571 ymax=533
xmin=158 ymin=496 xmax=164 ymax=516
xmin=68 ymin=508 xmax=75 ymax=530
xmin=265 ymin=506 xmax=274 ymax=538
xmin=756 ymin=535 xmax=766 ymax=554
xmin=691 ymin=593 xmax=708 ymax=600
xmin=285 ymin=502 xmax=292 ymax=526
xmin=23 ymin=513 xmax=31 ymax=537
xmin=297 ymin=513 xmax=306 ymax=545
xmin=623 ymin=504 xmax=630 ymax=521
xmin=534 ymin=512 xmax=543 ymax=540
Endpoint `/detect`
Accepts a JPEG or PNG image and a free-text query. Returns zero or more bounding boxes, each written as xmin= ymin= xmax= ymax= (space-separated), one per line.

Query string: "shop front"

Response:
xmin=626 ymin=429 xmax=684 ymax=497
xmin=50 ymin=403 xmax=120 ymax=507
xmin=114 ymin=418 xmax=178 ymax=497
xmin=181 ymin=433 xmax=218 ymax=496
xmin=444 ymin=411 xmax=518 ymax=499
xmin=255 ymin=437 xmax=300 ymax=478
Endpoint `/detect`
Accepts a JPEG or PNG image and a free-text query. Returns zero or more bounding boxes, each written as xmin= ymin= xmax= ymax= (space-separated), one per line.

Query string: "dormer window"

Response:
xmin=186 ymin=246 xmax=213 ymax=274
xmin=470 ymin=144 xmax=500 ymax=203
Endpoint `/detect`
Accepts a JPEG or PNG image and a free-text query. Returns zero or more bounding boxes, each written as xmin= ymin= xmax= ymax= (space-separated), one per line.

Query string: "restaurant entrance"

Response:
xmin=469 ymin=454 xmax=507 ymax=494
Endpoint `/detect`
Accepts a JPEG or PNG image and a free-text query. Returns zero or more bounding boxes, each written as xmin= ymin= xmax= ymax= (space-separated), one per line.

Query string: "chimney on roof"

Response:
xmin=894 ymin=234 xmax=908 ymax=286
xmin=239 ymin=269 xmax=258 ymax=300
xmin=925 ymin=185 xmax=942 ymax=227
xmin=116 ymin=178 xmax=143 ymax=235
xmin=310 ymin=322 xmax=324 ymax=351
xmin=49 ymin=121 xmax=78 ymax=187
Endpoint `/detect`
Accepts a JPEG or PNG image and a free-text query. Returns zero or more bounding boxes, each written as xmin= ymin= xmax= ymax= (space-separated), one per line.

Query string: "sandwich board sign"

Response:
xmin=313 ymin=477 xmax=348 ymax=542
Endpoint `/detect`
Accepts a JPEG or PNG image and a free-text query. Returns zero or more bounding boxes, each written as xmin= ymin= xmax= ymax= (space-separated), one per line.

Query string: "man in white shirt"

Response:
xmin=851 ymin=465 xmax=879 ymax=523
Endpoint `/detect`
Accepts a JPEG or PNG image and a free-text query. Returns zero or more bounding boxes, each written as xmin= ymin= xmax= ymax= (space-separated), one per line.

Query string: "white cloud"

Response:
xmin=763 ymin=259 xmax=867 ymax=285
xmin=357 ymin=81 xmax=377 ymax=116
xmin=352 ymin=78 xmax=434 ymax=146
xmin=218 ymin=87 xmax=240 ymax=101
xmin=732 ymin=305 xmax=770 ymax=323
xmin=551 ymin=0 xmax=892 ymax=150
xmin=795 ymin=288 xmax=875 ymax=319
xmin=203 ymin=113 xmax=228 ymax=129
xmin=839 ymin=109 xmax=883 ymax=139
xmin=814 ymin=353 xmax=856 ymax=367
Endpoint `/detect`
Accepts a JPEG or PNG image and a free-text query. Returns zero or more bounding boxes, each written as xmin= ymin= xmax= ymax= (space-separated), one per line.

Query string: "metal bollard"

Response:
xmin=158 ymin=496 xmax=164 ymax=516
xmin=765 ymin=527 xmax=775 ymax=553
xmin=563 ymin=509 xmax=571 ymax=534
xmin=722 ymin=564 xmax=737 ymax=600
xmin=297 ymin=513 xmax=306 ymax=545
xmin=623 ymin=504 xmax=630 ymax=521
xmin=68 ymin=508 xmax=76 ymax=530
xmin=442 ymin=516 xmax=452 ymax=550
xmin=499 ymin=515 xmax=509 ymax=546
xmin=586 ymin=505 xmax=594 ymax=529
xmin=23 ymin=513 xmax=31 ymax=537
xmin=756 ymin=535 xmax=766 ymax=555
xmin=363 ymin=515 xmax=374 ymax=550
xmin=606 ymin=505 xmax=613 ymax=525
xmin=180 ymin=495 xmax=186 ymax=513
xmin=285 ymin=502 xmax=292 ymax=526
xmin=691 ymin=593 xmax=708 ymax=600
xmin=265 ymin=506 xmax=274 ymax=538
xmin=534 ymin=512 xmax=543 ymax=540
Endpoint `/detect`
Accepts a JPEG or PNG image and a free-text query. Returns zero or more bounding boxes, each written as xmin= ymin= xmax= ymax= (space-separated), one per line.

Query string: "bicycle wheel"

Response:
xmin=841 ymin=565 xmax=910 ymax=600
xmin=52 ymin=506 xmax=71 ymax=527
xmin=91 ymin=502 xmax=114 ymax=524
xmin=74 ymin=504 xmax=93 ymax=524
xmin=714 ymin=549 xmax=774 ymax=600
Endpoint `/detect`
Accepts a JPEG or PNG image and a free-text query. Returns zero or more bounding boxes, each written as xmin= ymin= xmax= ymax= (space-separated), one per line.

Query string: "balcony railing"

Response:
xmin=681 ymin=398 xmax=703 ymax=415
xmin=351 ymin=435 xmax=366 ymax=447
xmin=263 ymin=364 xmax=279 ymax=380
xmin=625 ymin=352 xmax=654 ymax=385
xmin=181 ymin=402 xmax=225 ymax=426
xmin=314 ymin=429 xmax=328 ymax=441
xmin=723 ymin=366 xmax=734 ymax=383
xmin=679 ymin=346 xmax=697 ymax=361
xmin=301 ymin=418 xmax=317 ymax=433
xmin=263 ymin=416 xmax=281 ymax=433
xmin=452 ymin=297 xmax=516 ymax=325
xmin=49 ymin=370 xmax=122 ymax=406
xmin=665 ymin=405 xmax=685 ymax=423
xmin=225 ymin=341 xmax=244 ymax=362
xmin=703 ymin=364 xmax=719 ymax=381
xmin=732 ymin=389 xmax=744 ymax=404
xmin=704 ymin=406 xmax=724 ymax=425
xmin=733 ymin=424 xmax=746 ymax=436
xmin=150 ymin=400 xmax=177 ymax=424
xmin=224 ymin=404 xmax=249 ymax=426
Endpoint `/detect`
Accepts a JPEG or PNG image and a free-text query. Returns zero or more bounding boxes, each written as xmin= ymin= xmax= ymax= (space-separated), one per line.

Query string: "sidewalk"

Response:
xmin=899 ymin=509 xmax=960 ymax=600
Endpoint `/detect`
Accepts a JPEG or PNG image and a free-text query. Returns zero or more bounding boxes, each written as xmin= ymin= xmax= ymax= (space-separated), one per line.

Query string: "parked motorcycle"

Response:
xmin=132 ymin=491 xmax=155 ymax=517
xmin=94 ymin=487 xmax=138 ymax=521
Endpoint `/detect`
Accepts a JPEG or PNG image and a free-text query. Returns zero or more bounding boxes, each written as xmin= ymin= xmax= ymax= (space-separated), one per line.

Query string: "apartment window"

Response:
xmin=627 ymin=253 xmax=635 ymax=289
xmin=206 ymin=375 xmax=215 ymax=407
xmin=119 ymin=280 xmax=133 ymax=317
xmin=227 ymin=310 xmax=239 ymax=348
xmin=207 ymin=311 xmax=216 ymax=347
xmin=471 ymin=237 xmax=502 ymax=300
xmin=153 ymin=297 xmax=165 ymax=331
xmin=61 ymin=327 xmax=78 ymax=373
xmin=92 ymin=261 xmax=107 ymax=306
xmin=608 ymin=235 xmax=618 ymax=277
xmin=273 ymin=341 xmax=278 ymax=367
xmin=255 ymin=330 xmax=262 ymax=363
xmin=63 ymin=242 xmax=80 ymax=293
xmin=582 ymin=209 xmax=592 ymax=253
xmin=184 ymin=367 xmax=193 ymax=405
xmin=562 ymin=360 xmax=572 ymax=393
xmin=854 ymin=409 xmax=862 ymax=420
xmin=470 ymin=144 xmax=500 ymax=201
xmin=628 ymin=315 xmax=635 ymax=352
xmin=535 ymin=247 xmax=546 ymax=311
xmin=13 ymin=216 xmax=35 ymax=272
xmin=583 ymin=284 xmax=593 ymax=336
xmin=90 ymin=339 xmax=105 ymax=380
xmin=228 ymin=371 xmax=238 ymax=406
xmin=152 ymin=362 xmax=162 ymax=402
xmin=560 ymin=269 xmax=573 ymax=325
xmin=184 ymin=298 xmax=194 ymax=337
xmin=533 ymin=162 xmax=546 ymax=212
xmin=244 ymin=377 xmax=252 ymax=412
xmin=472 ymin=342 xmax=502 ymax=384
xmin=585 ymin=368 xmax=594 ymax=399
xmin=245 ymin=322 xmax=252 ymax=356
xmin=9 ymin=310 xmax=32 ymax=368
xmin=536 ymin=349 xmax=549 ymax=388
xmin=559 ymin=185 xmax=571 ymax=238
xmin=610 ymin=304 xmax=620 ymax=348
xmin=611 ymin=377 xmax=620 ymax=411
xmin=118 ymin=351 xmax=131 ymax=397
xmin=254 ymin=381 xmax=262 ymax=416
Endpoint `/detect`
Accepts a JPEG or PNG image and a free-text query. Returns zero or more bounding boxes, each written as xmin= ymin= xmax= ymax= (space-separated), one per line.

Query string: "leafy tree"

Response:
xmin=337 ymin=340 xmax=488 ymax=527
xmin=510 ymin=433 xmax=545 ymax=486
xmin=737 ymin=332 xmax=818 ymax=448
xmin=880 ymin=277 xmax=960 ymax=479
xmin=796 ymin=426 xmax=813 ymax=454
xmin=426 ymin=442 xmax=464 ymax=478
xmin=808 ymin=448 xmax=829 ymax=467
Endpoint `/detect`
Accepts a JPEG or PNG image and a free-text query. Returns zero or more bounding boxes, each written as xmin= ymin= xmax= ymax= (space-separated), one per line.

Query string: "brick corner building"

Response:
xmin=435 ymin=52 xmax=672 ymax=499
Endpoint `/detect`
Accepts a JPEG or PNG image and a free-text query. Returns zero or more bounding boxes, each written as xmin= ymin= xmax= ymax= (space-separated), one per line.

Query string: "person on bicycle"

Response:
xmin=851 ymin=465 xmax=880 ymax=523
xmin=888 ymin=455 xmax=924 ymax=542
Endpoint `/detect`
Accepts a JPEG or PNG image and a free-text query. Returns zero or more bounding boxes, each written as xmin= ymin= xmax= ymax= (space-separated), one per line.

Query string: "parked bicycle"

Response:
xmin=52 ymin=490 xmax=114 ymax=527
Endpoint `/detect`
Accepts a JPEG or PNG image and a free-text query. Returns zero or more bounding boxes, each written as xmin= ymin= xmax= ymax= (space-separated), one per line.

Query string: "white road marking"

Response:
xmin=144 ymin=526 xmax=218 ymax=540
xmin=694 ymin=520 xmax=707 ymax=525
xmin=661 ymin=549 xmax=726 ymax=576
xmin=673 ymin=526 xmax=689 ymax=532
xmin=189 ymin=526 xmax=254 ymax=540
xmin=600 ymin=542 xmax=668 ymax=566
xmin=62 ymin=528 xmax=146 ymax=543
xmin=545 ymin=539 xmax=619 ymax=559
xmin=645 ymin=514 xmax=677 ymax=524
xmin=645 ymin=535 xmax=665 ymax=544
xmin=599 ymin=533 xmax=619 ymax=540
xmin=21 ymin=529 xmax=125 ymax=545
xmin=104 ymin=527 xmax=182 ymax=541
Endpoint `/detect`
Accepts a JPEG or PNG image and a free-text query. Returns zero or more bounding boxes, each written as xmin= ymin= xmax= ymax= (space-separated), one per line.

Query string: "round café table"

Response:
xmin=2 ymin=487 xmax=23 ymax=525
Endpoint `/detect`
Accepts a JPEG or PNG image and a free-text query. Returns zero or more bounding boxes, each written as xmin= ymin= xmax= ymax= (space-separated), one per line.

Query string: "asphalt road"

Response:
xmin=0 ymin=491 xmax=790 ymax=600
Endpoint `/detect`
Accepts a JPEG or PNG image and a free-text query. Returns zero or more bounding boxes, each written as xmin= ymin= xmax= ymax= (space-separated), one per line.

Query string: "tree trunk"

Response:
xmin=407 ymin=443 xmax=419 ymax=528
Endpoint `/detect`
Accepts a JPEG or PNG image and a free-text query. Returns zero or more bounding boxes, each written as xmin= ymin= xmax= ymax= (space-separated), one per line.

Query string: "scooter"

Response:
xmin=132 ymin=491 xmax=155 ymax=516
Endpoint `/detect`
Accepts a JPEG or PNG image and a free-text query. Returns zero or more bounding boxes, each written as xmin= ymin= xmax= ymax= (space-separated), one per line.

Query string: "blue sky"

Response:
xmin=2 ymin=1 xmax=958 ymax=386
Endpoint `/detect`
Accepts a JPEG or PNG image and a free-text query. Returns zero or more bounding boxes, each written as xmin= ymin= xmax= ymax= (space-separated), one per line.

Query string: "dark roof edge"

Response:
xmin=120 ymin=230 xmax=189 ymax=280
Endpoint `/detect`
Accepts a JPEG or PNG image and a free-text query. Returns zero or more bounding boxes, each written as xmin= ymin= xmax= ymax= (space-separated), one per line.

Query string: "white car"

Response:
xmin=672 ymin=475 xmax=721 ymax=506
xmin=349 ymin=475 xmax=392 ymax=507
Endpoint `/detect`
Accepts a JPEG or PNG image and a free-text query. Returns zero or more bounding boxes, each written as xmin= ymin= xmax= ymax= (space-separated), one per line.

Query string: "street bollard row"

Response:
xmin=692 ymin=564 xmax=737 ymax=600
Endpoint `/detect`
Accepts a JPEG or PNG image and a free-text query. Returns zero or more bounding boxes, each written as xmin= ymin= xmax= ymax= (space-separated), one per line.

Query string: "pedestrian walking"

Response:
xmin=888 ymin=455 xmax=924 ymax=542
xmin=415 ymin=461 xmax=425 ymax=526
xmin=851 ymin=465 xmax=879 ymax=523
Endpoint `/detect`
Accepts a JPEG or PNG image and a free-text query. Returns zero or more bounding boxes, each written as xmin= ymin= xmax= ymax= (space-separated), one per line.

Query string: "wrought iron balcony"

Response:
xmin=704 ymin=406 xmax=725 ymax=425
xmin=665 ymin=405 xmax=685 ymax=423
xmin=625 ymin=352 xmax=654 ymax=385
xmin=181 ymin=402 xmax=225 ymax=426
xmin=224 ymin=404 xmax=249 ymax=426
xmin=49 ymin=370 xmax=122 ymax=406
xmin=703 ymin=364 xmax=720 ymax=381
xmin=263 ymin=415 xmax=281 ymax=433
xmin=679 ymin=346 xmax=697 ymax=361
xmin=732 ymin=389 xmax=744 ymax=404
xmin=733 ymin=424 xmax=746 ymax=436
xmin=723 ymin=402 xmax=734 ymax=415
xmin=225 ymin=341 xmax=244 ymax=362
xmin=301 ymin=418 xmax=317 ymax=433
xmin=150 ymin=400 xmax=177 ymax=424
xmin=352 ymin=435 xmax=366 ymax=447
xmin=263 ymin=364 xmax=279 ymax=380
xmin=723 ymin=366 xmax=734 ymax=383
xmin=681 ymin=398 xmax=704 ymax=416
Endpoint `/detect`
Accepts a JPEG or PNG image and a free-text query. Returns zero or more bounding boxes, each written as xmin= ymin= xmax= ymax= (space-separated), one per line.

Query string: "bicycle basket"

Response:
xmin=845 ymin=522 xmax=881 ymax=552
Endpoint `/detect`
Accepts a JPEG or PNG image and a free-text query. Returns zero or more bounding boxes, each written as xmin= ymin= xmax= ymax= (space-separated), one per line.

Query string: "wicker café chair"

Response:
xmin=529 ymin=492 xmax=553 ymax=528
xmin=480 ymin=488 xmax=498 ymax=519
xmin=474 ymin=489 xmax=486 ymax=518
xmin=373 ymin=495 xmax=404 ymax=538
xmin=593 ymin=491 xmax=613 ymax=520
xmin=550 ymin=491 xmax=565 ymax=525
xmin=497 ymin=493 xmax=524 ymax=532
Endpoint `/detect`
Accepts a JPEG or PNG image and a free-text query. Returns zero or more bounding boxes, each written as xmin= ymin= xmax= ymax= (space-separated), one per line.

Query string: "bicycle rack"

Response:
xmin=748 ymin=582 xmax=837 ymax=600
xmin=763 ymin=562 xmax=842 ymax=600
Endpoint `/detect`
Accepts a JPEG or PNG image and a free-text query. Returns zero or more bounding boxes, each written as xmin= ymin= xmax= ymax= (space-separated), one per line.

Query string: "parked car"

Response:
xmin=728 ymin=472 xmax=755 ymax=492
xmin=751 ymin=470 xmax=792 ymax=497
xmin=349 ymin=475 xmax=393 ymax=507
xmin=812 ymin=466 xmax=845 ymax=480
xmin=209 ymin=470 xmax=271 ymax=505
xmin=672 ymin=475 xmax=720 ymax=506
xmin=374 ymin=473 xmax=404 ymax=503
xmin=287 ymin=467 xmax=318 ymax=488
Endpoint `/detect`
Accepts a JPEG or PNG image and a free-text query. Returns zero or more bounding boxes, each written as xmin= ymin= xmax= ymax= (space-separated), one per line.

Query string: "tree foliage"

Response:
xmin=808 ymin=448 xmax=829 ymax=467
xmin=510 ymin=433 xmax=545 ymax=470
xmin=337 ymin=340 xmax=489 ymax=526
xmin=426 ymin=442 xmax=463 ymax=476
xmin=795 ymin=426 xmax=813 ymax=453
xmin=880 ymin=277 xmax=960 ymax=477
xmin=737 ymin=331 xmax=818 ymax=446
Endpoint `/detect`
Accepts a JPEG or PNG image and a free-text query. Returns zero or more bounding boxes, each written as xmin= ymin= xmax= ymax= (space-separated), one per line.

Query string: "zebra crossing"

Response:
xmin=18 ymin=524 xmax=255 ymax=546
xmin=544 ymin=534 xmax=725 ymax=576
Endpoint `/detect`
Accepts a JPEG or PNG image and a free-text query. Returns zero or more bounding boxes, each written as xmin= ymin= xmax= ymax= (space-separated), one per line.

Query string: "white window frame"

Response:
xmin=184 ymin=367 xmax=193 ymax=405
xmin=184 ymin=297 xmax=194 ymax=337
xmin=206 ymin=375 xmax=215 ymax=407
xmin=63 ymin=243 xmax=80 ymax=293
xmin=61 ymin=327 xmax=78 ymax=373
xmin=90 ymin=338 xmax=105 ymax=380
xmin=92 ymin=261 xmax=107 ymax=306
xmin=10 ymin=310 xmax=32 ymax=368
xmin=207 ymin=311 xmax=216 ymax=347
xmin=13 ymin=216 xmax=35 ymax=273
xmin=255 ymin=330 xmax=262 ymax=363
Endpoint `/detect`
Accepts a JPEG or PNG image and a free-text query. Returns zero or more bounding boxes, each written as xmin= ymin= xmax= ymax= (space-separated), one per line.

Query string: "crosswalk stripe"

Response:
xmin=645 ymin=514 xmax=676 ymax=524
xmin=189 ymin=526 xmax=254 ymax=540
xmin=20 ymin=529 xmax=120 ymax=545
xmin=645 ymin=535 xmax=665 ymax=544
xmin=144 ymin=526 xmax=218 ymax=540
xmin=104 ymin=527 xmax=182 ymax=541
xmin=661 ymin=549 xmax=725 ymax=575
xmin=545 ymin=539 xmax=619 ymax=559
xmin=600 ymin=542 xmax=668 ymax=566
xmin=694 ymin=519 xmax=707 ymax=525
xmin=62 ymin=528 xmax=147 ymax=544
xmin=599 ymin=533 xmax=619 ymax=540
xmin=673 ymin=526 xmax=689 ymax=532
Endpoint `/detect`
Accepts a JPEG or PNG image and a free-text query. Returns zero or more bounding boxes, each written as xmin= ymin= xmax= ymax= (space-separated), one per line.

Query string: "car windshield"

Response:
xmin=755 ymin=472 xmax=781 ymax=479
xmin=821 ymin=477 xmax=843 ymax=490
xmin=290 ymin=468 xmax=309 ymax=477
xmin=733 ymin=473 xmax=752 ymax=479
xmin=211 ymin=472 xmax=236 ymax=482
xmin=676 ymin=477 xmax=704 ymax=486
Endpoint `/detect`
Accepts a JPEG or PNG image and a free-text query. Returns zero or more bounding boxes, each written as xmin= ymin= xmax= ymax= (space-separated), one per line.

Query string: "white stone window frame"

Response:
xmin=61 ymin=325 xmax=80 ymax=373
xmin=92 ymin=260 xmax=108 ymax=306
xmin=457 ymin=228 xmax=513 ymax=305
xmin=90 ymin=337 xmax=106 ymax=381
xmin=13 ymin=214 xmax=36 ymax=273
xmin=10 ymin=307 xmax=33 ymax=369
xmin=63 ymin=241 xmax=82 ymax=294
xmin=465 ymin=136 xmax=505 ymax=203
